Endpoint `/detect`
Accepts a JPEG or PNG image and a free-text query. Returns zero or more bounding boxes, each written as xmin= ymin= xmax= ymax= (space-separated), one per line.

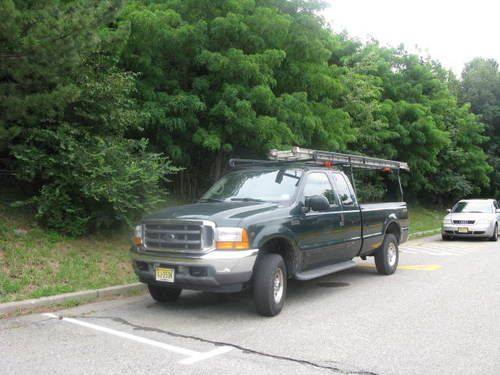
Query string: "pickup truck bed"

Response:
xmin=360 ymin=202 xmax=409 ymax=256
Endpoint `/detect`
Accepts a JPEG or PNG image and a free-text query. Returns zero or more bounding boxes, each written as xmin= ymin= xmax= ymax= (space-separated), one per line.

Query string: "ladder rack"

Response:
xmin=268 ymin=147 xmax=409 ymax=171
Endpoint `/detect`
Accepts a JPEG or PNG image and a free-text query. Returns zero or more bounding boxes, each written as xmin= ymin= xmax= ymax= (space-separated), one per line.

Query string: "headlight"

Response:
xmin=442 ymin=219 xmax=452 ymax=224
xmin=134 ymin=224 xmax=144 ymax=246
xmin=476 ymin=219 xmax=492 ymax=225
xmin=215 ymin=227 xmax=250 ymax=250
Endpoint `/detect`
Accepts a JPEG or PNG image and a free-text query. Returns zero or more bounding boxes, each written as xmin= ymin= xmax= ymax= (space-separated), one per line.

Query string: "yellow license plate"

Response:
xmin=458 ymin=227 xmax=468 ymax=233
xmin=155 ymin=267 xmax=175 ymax=282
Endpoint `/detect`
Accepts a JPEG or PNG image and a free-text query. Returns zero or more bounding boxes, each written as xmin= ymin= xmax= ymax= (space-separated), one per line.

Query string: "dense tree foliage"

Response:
xmin=117 ymin=0 xmax=491 ymax=202
xmin=0 ymin=0 xmax=176 ymax=235
xmin=0 ymin=0 xmax=497 ymax=234
xmin=460 ymin=58 xmax=500 ymax=198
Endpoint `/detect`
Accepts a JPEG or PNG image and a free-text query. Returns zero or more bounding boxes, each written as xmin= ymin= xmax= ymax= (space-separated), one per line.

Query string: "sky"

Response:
xmin=322 ymin=0 xmax=500 ymax=76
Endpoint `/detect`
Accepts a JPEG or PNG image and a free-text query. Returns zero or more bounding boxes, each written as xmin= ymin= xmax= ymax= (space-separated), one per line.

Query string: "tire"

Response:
xmin=148 ymin=284 xmax=182 ymax=302
xmin=442 ymin=233 xmax=450 ymax=241
xmin=374 ymin=233 xmax=399 ymax=275
xmin=489 ymin=224 xmax=498 ymax=242
xmin=253 ymin=253 xmax=287 ymax=317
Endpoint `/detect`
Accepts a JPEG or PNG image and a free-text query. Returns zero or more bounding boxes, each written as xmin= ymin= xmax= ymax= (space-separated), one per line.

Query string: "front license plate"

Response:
xmin=155 ymin=267 xmax=175 ymax=283
xmin=458 ymin=227 xmax=469 ymax=233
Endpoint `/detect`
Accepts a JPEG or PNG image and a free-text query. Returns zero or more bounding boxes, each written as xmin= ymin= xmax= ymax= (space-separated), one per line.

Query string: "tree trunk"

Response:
xmin=212 ymin=147 xmax=224 ymax=183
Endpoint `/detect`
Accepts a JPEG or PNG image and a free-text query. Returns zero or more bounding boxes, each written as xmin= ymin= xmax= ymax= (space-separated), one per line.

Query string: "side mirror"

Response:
xmin=305 ymin=195 xmax=330 ymax=212
xmin=446 ymin=209 xmax=451 ymax=213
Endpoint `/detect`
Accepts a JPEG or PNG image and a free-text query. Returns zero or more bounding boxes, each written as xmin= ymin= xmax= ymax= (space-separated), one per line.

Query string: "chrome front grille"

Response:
xmin=144 ymin=221 xmax=215 ymax=253
xmin=453 ymin=220 xmax=475 ymax=225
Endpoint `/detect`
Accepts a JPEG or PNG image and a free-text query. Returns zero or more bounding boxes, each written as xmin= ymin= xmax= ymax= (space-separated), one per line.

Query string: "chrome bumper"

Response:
xmin=130 ymin=247 xmax=259 ymax=292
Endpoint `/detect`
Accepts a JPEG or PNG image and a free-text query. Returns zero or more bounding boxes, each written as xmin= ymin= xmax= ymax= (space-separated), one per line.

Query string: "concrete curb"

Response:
xmin=408 ymin=228 xmax=441 ymax=240
xmin=411 ymin=228 xmax=441 ymax=236
xmin=0 ymin=282 xmax=146 ymax=317
xmin=407 ymin=232 xmax=441 ymax=244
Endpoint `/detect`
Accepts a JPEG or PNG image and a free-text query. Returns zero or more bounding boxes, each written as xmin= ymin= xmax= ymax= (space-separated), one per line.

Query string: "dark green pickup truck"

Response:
xmin=131 ymin=149 xmax=409 ymax=316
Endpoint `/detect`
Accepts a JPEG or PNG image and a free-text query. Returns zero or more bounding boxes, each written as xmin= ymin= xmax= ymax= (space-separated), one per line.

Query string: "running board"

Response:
xmin=294 ymin=260 xmax=357 ymax=281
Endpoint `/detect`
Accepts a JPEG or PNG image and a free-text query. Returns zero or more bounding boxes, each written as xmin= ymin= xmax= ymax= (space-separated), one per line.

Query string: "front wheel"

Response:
xmin=374 ymin=233 xmax=399 ymax=275
xmin=489 ymin=224 xmax=498 ymax=242
xmin=148 ymin=284 xmax=182 ymax=302
xmin=253 ymin=253 xmax=287 ymax=316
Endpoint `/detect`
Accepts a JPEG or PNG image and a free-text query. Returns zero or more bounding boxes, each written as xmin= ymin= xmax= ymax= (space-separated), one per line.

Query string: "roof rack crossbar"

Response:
xmin=268 ymin=147 xmax=409 ymax=171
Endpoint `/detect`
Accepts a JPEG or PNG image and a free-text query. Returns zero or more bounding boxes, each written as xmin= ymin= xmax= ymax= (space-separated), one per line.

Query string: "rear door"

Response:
xmin=294 ymin=171 xmax=344 ymax=269
xmin=330 ymin=172 xmax=362 ymax=259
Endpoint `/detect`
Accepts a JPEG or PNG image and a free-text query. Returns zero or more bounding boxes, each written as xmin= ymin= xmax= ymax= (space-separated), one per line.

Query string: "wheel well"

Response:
xmin=259 ymin=237 xmax=296 ymax=278
xmin=385 ymin=222 xmax=401 ymax=244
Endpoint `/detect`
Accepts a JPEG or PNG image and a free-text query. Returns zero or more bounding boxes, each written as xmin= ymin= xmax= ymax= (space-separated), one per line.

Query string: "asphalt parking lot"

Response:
xmin=1 ymin=236 xmax=499 ymax=375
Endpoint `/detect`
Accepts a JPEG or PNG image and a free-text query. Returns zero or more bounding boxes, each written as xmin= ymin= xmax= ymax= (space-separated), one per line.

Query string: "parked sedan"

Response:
xmin=442 ymin=199 xmax=500 ymax=241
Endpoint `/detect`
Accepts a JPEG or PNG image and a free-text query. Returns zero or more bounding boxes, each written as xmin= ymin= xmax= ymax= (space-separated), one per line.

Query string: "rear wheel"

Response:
xmin=253 ymin=253 xmax=287 ymax=316
xmin=489 ymin=224 xmax=498 ymax=242
xmin=374 ymin=234 xmax=399 ymax=275
xmin=148 ymin=284 xmax=182 ymax=302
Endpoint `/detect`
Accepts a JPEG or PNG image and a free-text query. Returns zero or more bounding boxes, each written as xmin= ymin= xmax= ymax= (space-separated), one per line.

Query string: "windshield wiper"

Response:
xmin=230 ymin=197 xmax=267 ymax=202
xmin=199 ymin=198 xmax=224 ymax=203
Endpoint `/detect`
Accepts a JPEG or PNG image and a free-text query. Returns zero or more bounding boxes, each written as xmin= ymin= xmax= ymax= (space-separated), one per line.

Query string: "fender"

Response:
xmin=250 ymin=223 xmax=302 ymax=276
xmin=383 ymin=213 xmax=402 ymax=241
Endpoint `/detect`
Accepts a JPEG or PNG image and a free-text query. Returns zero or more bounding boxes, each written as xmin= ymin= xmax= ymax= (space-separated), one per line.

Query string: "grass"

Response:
xmin=0 ymin=183 xmax=189 ymax=304
xmin=409 ymin=205 xmax=445 ymax=238
xmin=0 ymin=203 xmax=137 ymax=303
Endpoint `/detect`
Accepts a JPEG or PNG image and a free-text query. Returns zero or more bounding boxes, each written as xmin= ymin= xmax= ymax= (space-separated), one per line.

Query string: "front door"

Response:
xmin=294 ymin=172 xmax=344 ymax=269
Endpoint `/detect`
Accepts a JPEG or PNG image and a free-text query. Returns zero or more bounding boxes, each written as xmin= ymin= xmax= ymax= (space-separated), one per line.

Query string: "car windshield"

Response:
xmin=452 ymin=201 xmax=493 ymax=213
xmin=200 ymin=168 xmax=303 ymax=203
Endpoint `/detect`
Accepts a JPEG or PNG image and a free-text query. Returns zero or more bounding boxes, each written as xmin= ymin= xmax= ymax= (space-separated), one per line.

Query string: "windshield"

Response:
xmin=452 ymin=201 xmax=493 ymax=214
xmin=201 ymin=168 xmax=303 ymax=203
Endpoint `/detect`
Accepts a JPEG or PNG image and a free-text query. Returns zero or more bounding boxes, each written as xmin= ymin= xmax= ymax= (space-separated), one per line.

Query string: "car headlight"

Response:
xmin=475 ymin=219 xmax=492 ymax=225
xmin=215 ymin=227 xmax=250 ymax=250
xmin=442 ymin=219 xmax=452 ymax=224
xmin=134 ymin=224 xmax=144 ymax=246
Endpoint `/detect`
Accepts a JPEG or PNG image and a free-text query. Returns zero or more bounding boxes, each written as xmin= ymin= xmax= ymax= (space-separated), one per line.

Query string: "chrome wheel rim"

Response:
xmin=273 ymin=268 xmax=284 ymax=303
xmin=387 ymin=242 xmax=397 ymax=267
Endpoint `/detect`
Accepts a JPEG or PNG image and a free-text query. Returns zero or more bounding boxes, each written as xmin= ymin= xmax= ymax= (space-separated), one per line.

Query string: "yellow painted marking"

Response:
xmin=399 ymin=264 xmax=443 ymax=270
xmin=358 ymin=264 xmax=442 ymax=271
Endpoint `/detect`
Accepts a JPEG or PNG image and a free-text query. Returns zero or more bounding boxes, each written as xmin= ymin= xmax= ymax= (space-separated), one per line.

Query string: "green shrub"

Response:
xmin=12 ymin=127 xmax=176 ymax=235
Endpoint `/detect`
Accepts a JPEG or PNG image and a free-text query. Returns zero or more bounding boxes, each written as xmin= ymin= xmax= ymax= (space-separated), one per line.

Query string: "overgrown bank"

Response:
xmin=0 ymin=203 xmax=135 ymax=303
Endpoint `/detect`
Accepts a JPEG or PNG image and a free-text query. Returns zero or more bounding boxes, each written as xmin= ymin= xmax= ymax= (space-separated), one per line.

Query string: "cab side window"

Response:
xmin=303 ymin=172 xmax=339 ymax=206
xmin=332 ymin=173 xmax=355 ymax=205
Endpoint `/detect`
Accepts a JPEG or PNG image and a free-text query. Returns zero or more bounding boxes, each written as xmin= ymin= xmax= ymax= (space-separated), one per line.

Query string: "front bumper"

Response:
xmin=130 ymin=247 xmax=259 ymax=292
xmin=442 ymin=223 xmax=495 ymax=237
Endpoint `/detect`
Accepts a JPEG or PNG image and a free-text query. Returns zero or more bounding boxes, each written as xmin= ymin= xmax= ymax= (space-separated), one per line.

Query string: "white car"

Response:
xmin=442 ymin=199 xmax=500 ymax=241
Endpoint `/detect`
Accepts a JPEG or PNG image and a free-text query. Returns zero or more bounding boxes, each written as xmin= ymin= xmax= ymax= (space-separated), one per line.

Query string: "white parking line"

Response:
xmin=400 ymin=240 xmax=494 ymax=257
xmin=42 ymin=313 xmax=232 ymax=365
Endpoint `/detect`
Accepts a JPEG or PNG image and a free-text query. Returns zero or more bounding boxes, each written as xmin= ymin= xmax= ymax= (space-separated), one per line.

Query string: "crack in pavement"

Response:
xmin=63 ymin=314 xmax=378 ymax=375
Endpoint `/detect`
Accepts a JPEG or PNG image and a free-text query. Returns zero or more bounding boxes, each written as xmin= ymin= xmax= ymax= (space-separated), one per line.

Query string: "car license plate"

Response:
xmin=458 ymin=227 xmax=468 ymax=233
xmin=155 ymin=267 xmax=175 ymax=282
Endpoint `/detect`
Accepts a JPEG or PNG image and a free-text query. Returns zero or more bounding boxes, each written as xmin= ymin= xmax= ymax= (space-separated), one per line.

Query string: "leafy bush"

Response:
xmin=12 ymin=128 xmax=175 ymax=235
